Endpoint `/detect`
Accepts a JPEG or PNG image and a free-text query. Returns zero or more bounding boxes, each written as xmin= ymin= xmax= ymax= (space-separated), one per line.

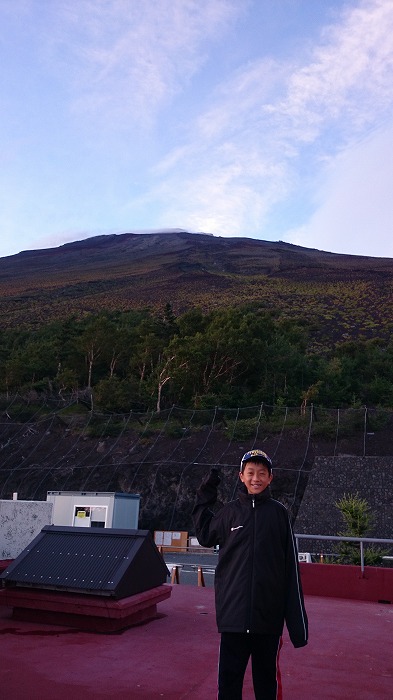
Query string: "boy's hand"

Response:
xmin=196 ymin=468 xmax=221 ymax=506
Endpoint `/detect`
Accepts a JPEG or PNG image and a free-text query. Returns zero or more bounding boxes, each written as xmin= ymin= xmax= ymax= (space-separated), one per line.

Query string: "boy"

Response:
xmin=192 ymin=449 xmax=308 ymax=700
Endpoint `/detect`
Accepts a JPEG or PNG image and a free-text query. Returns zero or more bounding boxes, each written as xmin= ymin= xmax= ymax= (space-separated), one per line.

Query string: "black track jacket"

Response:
xmin=192 ymin=474 xmax=308 ymax=647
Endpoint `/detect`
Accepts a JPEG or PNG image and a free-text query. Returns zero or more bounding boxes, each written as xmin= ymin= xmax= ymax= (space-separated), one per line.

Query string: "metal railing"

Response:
xmin=160 ymin=535 xmax=393 ymax=578
xmin=295 ymin=534 xmax=393 ymax=575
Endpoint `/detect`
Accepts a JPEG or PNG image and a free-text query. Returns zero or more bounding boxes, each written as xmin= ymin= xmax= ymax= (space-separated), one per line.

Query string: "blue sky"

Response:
xmin=1 ymin=0 xmax=393 ymax=259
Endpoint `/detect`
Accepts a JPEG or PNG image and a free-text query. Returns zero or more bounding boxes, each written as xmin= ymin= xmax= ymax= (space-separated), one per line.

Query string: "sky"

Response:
xmin=1 ymin=0 xmax=393 ymax=260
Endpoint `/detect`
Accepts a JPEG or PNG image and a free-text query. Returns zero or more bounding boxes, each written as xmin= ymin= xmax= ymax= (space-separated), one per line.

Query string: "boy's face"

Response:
xmin=239 ymin=460 xmax=273 ymax=495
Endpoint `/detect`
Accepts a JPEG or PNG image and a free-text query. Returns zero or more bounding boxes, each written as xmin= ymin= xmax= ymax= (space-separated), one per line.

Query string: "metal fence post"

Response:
xmin=360 ymin=541 xmax=365 ymax=576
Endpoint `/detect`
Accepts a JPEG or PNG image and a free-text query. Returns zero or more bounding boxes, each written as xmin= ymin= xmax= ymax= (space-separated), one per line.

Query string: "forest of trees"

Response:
xmin=2 ymin=302 xmax=393 ymax=412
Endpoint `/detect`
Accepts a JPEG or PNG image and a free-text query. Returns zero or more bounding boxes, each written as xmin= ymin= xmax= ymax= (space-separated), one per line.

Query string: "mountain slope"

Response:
xmin=1 ymin=230 xmax=392 ymax=344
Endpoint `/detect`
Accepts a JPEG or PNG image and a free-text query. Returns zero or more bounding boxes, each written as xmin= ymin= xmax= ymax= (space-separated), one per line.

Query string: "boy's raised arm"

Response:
xmin=192 ymin=468 xmax=221 ymax=548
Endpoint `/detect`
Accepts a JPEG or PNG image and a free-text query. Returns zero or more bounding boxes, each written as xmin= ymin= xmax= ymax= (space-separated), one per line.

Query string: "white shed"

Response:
xmin=46 ymin=491 xmax=140 ymax=530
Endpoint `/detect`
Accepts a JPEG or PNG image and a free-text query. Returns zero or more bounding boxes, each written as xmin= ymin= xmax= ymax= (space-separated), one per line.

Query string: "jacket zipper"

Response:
xmin=246 ymin=497 xmax=256 ymax=633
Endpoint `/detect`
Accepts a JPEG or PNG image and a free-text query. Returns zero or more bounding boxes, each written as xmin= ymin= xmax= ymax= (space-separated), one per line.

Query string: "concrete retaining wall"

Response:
xmin=295 ymin=456 xmax=393 ymax=540
xmin=0 ymin=500 xmax=53 ymax=559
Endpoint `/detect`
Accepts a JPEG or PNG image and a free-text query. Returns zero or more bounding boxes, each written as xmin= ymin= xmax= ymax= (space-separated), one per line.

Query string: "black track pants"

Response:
xmin=218 ymin=632 xmax=282 ymax=700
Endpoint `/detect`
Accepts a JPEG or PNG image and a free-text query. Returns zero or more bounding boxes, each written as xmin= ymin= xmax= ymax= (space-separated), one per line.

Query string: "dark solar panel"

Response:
xmin=0 ymin=526 xmax=169 ymax=598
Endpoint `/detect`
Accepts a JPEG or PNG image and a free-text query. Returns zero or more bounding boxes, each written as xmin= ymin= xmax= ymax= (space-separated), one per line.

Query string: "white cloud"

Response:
xmin=42 ymin=0 xmax=244 ymax=128
xmin=286 ymin=124 xmax=393 ymax=257
xmin=274 ymin=0 xmax=393 ymax=140
xmin=150 ymin=148 xmax=292 ymax=237
xmin=146 ymin=0 xmax=393 ymax=248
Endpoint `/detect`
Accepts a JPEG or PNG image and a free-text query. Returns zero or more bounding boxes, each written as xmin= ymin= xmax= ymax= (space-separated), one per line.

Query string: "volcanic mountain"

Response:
xmin=1 ymin=230 xmax=392 ymax=343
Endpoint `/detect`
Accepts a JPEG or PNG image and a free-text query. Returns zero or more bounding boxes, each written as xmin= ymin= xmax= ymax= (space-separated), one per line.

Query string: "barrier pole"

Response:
xmin=171 ymin=565 xmax=180 ymax=584
xmin=197 ymin=566 xmax=205 ymax=587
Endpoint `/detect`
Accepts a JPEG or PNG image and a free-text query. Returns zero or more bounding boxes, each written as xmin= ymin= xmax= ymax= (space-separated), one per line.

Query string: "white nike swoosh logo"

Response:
xmin=230 ymin=525 xmax=244 ymax=531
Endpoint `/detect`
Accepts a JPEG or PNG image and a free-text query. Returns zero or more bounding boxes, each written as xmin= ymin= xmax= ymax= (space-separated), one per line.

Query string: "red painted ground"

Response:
xmin=0 ymin=586 xmax=391 ymax=699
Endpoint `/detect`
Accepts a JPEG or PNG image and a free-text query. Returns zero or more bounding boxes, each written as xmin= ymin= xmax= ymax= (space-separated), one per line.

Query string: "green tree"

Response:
xmin=94 ymin=375 xmax=141 ymax=412
xmin=335 ymin=493 xmax=387 ymax=566
xmin=77 ymin=315 xmax=120 ymax=388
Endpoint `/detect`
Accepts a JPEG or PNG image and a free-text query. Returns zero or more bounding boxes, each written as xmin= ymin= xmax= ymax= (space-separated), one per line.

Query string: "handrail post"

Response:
xmin=360 ymin=541 xmax=365 ymax=577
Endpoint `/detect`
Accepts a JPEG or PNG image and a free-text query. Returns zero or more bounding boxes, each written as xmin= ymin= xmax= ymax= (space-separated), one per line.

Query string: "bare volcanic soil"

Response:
xmin=1 ymin=231 xmax=393 ymax=346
